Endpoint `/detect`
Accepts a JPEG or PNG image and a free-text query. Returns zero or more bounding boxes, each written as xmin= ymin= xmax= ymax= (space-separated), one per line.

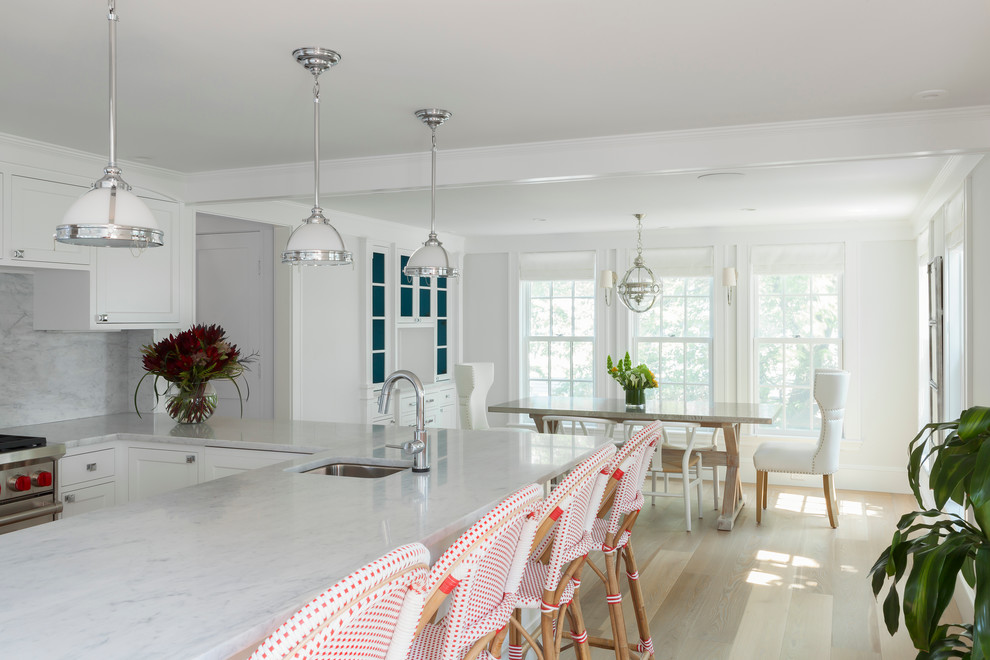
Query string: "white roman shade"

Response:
xmin=751 ymin=243 xmax=845 ymax=274
xmin=641 ymin=246 xmax=713 ymax=277
xmin=518 ymin=251 xmax=596 ymax=281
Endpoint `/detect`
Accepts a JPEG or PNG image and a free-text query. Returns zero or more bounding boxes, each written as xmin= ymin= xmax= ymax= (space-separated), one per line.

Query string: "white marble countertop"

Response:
xmin=0 ymin=414 xmax=602 ymax=659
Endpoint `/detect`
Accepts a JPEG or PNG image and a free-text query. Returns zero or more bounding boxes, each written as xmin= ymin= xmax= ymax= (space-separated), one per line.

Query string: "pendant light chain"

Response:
xmin=636 ymin=213 xmax=644 ymax=260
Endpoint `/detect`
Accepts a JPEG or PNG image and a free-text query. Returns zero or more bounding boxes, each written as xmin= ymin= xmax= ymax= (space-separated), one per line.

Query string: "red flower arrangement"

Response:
xmin=134 ymin=324 xmax=257 ymax=422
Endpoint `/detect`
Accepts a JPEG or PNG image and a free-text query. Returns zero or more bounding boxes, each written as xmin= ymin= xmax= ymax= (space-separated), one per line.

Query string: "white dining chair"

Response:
xmin=542 ymin=415 xmax=618 ymax=440
xmin=753 ymin=368 xmax=851 ymax=528
xmin=638 ymin=421 xmax=706 ymax=531
xmin=453 ymin=362 xmax=495 ymax=430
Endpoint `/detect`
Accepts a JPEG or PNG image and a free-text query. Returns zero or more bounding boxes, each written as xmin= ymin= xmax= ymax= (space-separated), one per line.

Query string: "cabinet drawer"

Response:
xmin=61 ymin=481 xmax=117 ymax=518
xmin=61 ymin=448 xmax=115 ymax=487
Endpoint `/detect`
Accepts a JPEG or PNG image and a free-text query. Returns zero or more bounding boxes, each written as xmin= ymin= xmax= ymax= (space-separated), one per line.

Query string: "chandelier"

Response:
xmin=617 ymin=213 xmax=661 ymax=312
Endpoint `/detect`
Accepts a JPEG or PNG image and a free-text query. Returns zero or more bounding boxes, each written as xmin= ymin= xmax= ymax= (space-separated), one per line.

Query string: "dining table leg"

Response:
xmin=717 ymin=422 xmax=744 ymax=531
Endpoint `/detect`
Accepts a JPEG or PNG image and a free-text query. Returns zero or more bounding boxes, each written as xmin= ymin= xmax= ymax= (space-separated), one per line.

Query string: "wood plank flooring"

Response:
xmin=570 ymin=482 xmax=960 ymax=660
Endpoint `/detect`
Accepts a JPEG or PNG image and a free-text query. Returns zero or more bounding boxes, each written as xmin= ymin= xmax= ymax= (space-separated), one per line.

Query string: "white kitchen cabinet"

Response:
xmin=203 ymin=447 xmax=307 ymax=481
xmin=127 ymin=445 xmax=203 ymax=502
xmin=59 ymin=445 xmax=118 ymax=518
xmin=31 ymin=195 xmax=183 ymax=330
xmin=62 ymin=482 xmax=117 ymax=518
xmin=393 ymin=382 xmax=458 ymax=428
xmin=6 ymin=175 xmax=91 ymax=266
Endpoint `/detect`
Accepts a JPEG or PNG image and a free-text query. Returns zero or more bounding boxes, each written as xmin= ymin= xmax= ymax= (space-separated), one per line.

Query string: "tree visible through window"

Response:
xmin=524 ymin=280 xmax=595 ymax=397
xmin=634 ymin=276 xmax=713 ymax=406
xmin=756 ymin=272 xmax=841 ymax=433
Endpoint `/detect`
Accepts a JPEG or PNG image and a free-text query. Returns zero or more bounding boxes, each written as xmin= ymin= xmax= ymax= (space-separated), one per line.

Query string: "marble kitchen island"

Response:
xmin=0 ymin=414 xmax=604 ymax=659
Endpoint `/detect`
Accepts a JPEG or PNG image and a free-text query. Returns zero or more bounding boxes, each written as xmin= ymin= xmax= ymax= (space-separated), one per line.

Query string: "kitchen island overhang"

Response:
xmin=0 ymin=414 xmax=607 ymax=659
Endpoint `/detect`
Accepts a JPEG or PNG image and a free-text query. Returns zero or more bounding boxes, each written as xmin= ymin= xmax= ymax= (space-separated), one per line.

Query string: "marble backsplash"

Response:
xmin=0 ymin=272 xmax=153 ymax=428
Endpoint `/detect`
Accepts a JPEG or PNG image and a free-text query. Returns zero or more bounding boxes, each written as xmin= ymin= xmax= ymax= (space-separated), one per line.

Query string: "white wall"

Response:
xmin=970 ymin=159 xmax=990 ymax=405
xmin=462 ymin=253 xmax=512 ymax=426
xmin=462 ymin=223 xmax=919 ymax=493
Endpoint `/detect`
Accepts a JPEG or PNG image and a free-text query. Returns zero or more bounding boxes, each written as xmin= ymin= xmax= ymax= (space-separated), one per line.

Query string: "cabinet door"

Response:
xmin=203 ymin=447 xmax=306 ymax=481
xmin=62 ymin=481 xmax=116 ymax=518
xmin=128 ymin=447 xmax=201 ymax=502
xmin=8 ymin=175 xmax=91 ymax=265
xmin=95 ymin=197 xmax=180 ymax=325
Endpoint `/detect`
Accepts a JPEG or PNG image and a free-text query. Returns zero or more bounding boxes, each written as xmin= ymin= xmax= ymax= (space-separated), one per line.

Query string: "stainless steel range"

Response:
xmin=0 ymin=435 xmax=65 ymax=534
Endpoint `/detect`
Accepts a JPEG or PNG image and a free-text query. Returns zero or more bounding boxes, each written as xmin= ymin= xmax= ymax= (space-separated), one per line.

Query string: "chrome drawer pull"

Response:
xmin=186 ymin=455 xmax=196 ymax=463
xmin=64 ymin=494 xmax=77 ymax=503
xmin=86 ymin=463 xmax=97 ymax=471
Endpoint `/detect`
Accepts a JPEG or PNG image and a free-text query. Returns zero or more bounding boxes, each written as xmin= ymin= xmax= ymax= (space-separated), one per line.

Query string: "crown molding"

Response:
xmin=910 ymin=154 xmax=985 ymax=235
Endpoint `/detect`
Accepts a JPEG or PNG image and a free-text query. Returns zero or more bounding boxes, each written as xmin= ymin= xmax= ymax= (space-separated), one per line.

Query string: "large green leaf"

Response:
xmin=974 ymin=546 xmax=990 ymax=660
xmin=971 ymin=439 xmax=990 ymax=537
xmin=959 ymin=407 xmax=990 ymax=441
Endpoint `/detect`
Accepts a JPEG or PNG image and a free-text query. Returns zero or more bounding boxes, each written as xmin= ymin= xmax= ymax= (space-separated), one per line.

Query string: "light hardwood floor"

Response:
xmin=572 ymin=482 xmax=958 ymax=660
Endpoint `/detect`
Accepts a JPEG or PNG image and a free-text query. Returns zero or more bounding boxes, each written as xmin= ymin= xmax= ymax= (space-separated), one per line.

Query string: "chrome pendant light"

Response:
xmin=281 ymin=48 xmax=352 ymax=266
xmin=404 ymin=109 xmax=459 ymax=279
xmin=56 ymin=0 xmax=163 ymax=248
xmin=617 ymin=213 xmax=661 ymax=313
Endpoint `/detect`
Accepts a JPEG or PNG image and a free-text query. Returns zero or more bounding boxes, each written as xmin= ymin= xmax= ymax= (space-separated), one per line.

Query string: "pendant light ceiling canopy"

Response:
xmin=56 ymin=0 xmax=162 ymax=248
xmin=618 ymin=213 xmax=661 ymax=313
xmin=403 ymin=109 xmax=459 ymax=280
xmin=282 ymin=47 xmax=352 ymax=266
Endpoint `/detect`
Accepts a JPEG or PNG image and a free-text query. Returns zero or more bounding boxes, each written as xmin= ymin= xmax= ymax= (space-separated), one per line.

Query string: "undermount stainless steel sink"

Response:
xmin=301 ymin=462 xmax=409 ymax=479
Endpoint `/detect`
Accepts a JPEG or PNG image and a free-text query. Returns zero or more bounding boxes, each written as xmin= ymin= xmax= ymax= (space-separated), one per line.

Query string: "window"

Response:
xmin=524 ymin=280 xmax=596 ymax=397
xmin=633 ymin=247 xmax=714 ymax=406
xmin=520 ymin=251 xmax=597 ymax=398
xmin=752 ymin=244 xmax=843 ymax=434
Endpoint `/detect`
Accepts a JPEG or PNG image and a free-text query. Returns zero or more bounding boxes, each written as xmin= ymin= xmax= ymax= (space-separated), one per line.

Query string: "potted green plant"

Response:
xmin=871 ymin=406 xmax=990 ymax=658
xmin=606 ymin=352 xmax=658 ymax=410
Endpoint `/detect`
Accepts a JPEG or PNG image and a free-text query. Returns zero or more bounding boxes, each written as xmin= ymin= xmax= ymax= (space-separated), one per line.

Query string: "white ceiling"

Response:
xmin=1 ymin=0 xmax=988 ymax=236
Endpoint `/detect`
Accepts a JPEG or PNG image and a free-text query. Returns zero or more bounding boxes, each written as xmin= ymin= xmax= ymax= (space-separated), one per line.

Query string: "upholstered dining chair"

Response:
xmin=753 ymin=368 xmax=851 ymax=528
xmin=247 ymin=543 xmax=430 ymax=660
xmin=454 ymin=363 xmax=495 ymax=430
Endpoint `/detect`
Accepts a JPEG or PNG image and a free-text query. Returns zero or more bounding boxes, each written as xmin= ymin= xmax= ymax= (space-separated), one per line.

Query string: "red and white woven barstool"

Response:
xmin=246 ymin=542 xmax=431 ymax=660
xmin=392 ymin=483 xmax=543 ymax=660
xmin=508 ymin=443 xmax=617 ymax=660
xmin=581 ymin=421 xmax=661 ymax=660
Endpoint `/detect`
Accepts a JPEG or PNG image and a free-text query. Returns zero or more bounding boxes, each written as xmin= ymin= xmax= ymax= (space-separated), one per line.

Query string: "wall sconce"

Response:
xmin=723 ymin=267 xmax=738 ymax=305
xmin=600 ymin=269 xmax=617 ymax=306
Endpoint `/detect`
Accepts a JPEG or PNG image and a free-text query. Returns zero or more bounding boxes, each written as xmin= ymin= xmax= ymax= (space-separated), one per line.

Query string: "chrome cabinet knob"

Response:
xmin=96 ymin=314 xmax=109 ymax=323
xmin=11 ymin=249 xmax=24 ymax=259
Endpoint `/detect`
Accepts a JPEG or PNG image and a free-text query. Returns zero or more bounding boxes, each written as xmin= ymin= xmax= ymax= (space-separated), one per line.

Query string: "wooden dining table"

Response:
xmin=488 ymin=396 xmax=778 ymax=531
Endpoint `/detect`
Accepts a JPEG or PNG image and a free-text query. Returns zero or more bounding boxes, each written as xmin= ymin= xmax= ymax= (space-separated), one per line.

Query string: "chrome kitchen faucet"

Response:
xmin=378 ymin=370 xmax=429 ymax=472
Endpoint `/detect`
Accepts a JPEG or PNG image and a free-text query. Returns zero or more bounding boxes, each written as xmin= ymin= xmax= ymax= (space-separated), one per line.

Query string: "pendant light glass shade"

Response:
xmin=56 ymin=0 xmax=162 ymax=248
xmin=404 ymin=109 xmax=459 ymax=279
xmin=282 ymin=47 xmax=352 ymax=266
xmin=617 ymin=214 xmax=661 ymax=313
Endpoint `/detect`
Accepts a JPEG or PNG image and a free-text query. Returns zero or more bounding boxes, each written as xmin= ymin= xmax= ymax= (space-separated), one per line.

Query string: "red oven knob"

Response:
xmin=10 ymin=475 xmax=31 ymax=492
xmin=32 ymin=471 xmax=53 ymax=487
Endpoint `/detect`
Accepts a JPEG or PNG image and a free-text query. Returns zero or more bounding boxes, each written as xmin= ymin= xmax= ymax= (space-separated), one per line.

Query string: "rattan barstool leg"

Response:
xmin=621 ymin=542 xmax=654 ymax=659
xmin=603 ymin=550 xmax=631 ymax=660
xmin=566 ymin=586 xmax=592 ymax=660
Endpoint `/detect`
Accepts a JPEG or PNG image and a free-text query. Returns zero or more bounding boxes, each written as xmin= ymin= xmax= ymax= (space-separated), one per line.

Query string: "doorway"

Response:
xmin=196 ymin=215 xmax=275 ymax=419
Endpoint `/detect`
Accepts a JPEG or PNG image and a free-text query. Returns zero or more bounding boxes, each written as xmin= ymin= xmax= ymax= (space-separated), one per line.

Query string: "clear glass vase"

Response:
xmin=624 ymin=388 xmax=646 ymax=410
xmin=166 ymin=381 xmax=218 ymax=424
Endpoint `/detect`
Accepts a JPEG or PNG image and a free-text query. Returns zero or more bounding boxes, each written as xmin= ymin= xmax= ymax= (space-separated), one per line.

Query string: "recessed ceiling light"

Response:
xmin=912 ymin=89 xmax=948 ymax=102
xmin=697 ymin=172 xmax=745 ymax=181
xmin=740 ymin=208 xmax=756 ymax=212
xmin=532 ymin=217 xmax=547 ymax=222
